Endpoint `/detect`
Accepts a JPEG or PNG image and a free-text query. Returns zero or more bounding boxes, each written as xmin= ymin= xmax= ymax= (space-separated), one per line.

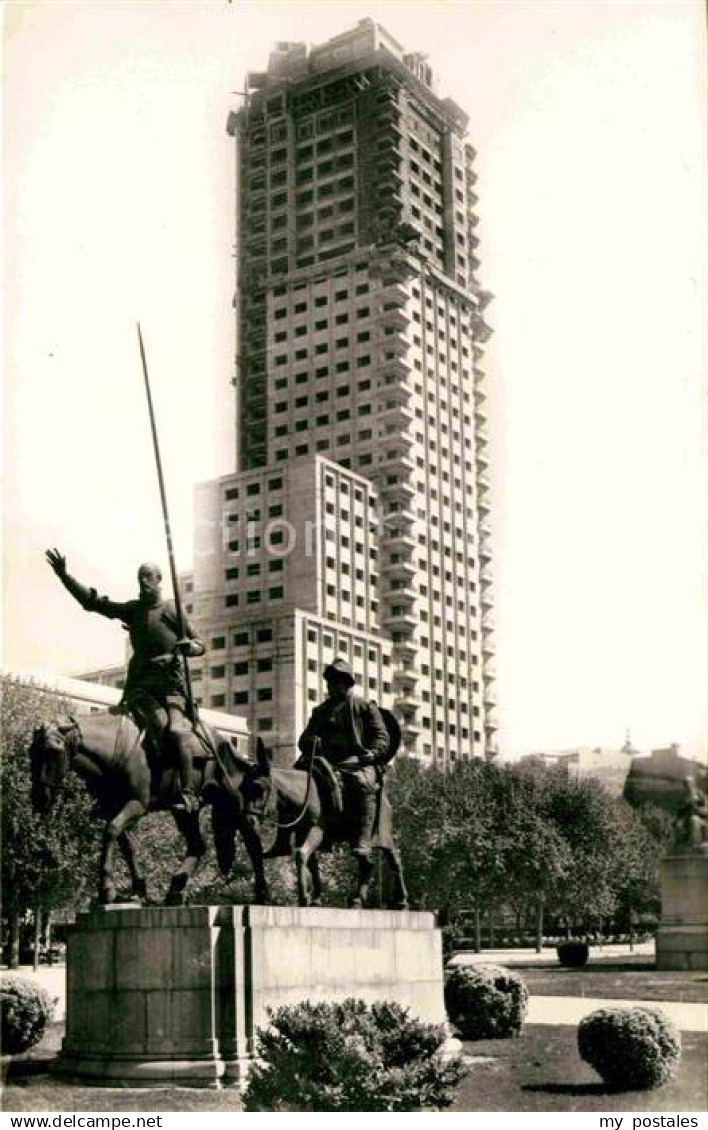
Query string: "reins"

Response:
xmin=250 ymin=739 xmax=319 ymax=832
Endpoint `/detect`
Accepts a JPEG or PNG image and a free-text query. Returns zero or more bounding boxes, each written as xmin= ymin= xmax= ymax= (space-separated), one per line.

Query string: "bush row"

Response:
xmin=2 ymin=967 xmax=682 ymax=1106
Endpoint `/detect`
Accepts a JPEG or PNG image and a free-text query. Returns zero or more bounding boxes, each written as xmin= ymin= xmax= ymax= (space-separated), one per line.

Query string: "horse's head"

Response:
xmin=30 ymin=717 xmax=77 ymax=814
xmin=239 ymin=738 xmax=274 ymax=831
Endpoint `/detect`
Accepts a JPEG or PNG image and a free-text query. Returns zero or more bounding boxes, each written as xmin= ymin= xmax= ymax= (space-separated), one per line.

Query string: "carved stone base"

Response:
xmin=53 ymin=904 xmax=445 ymax=1088
xmin=656 ymin=853 xmax=708 ymax=971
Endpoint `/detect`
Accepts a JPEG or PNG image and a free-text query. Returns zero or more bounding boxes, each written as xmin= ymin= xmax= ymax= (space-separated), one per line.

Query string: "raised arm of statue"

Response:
xmin=45 ymin=547 xmax=131 ymax=621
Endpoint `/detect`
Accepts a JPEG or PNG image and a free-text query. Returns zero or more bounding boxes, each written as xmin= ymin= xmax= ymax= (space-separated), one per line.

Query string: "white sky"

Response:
xmin=3 ymin=0 xmax=706 ymax=759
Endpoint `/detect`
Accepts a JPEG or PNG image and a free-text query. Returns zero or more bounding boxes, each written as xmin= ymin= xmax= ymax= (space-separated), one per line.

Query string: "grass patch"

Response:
xmin=522 ymin=966 xmax=708 ymax=1004
xmin=4 ymin=1024 xmax=706 ymax=1113
xmin=453 ymin=1026 xmax=708 ymax=1113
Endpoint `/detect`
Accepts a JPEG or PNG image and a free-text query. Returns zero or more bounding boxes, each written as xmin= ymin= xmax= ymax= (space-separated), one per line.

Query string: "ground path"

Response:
xmin=526 ymin=994 xmax=707 ymax=1031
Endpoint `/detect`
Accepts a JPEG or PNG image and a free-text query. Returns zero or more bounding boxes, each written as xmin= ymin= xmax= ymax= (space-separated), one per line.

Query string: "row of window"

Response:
xmin=296 ymin=221 xmax=356 ymax=252
xmin=265 ymin=430 xmax=481 ymax=486
xmin=272 ymin=306 xmax=370 ymax=336
xmin=223 ymin=476 xmax=283 ymax=503
xmin=294 ymin=175 xmax=354 ymax=206
xmin=202 ymin=693 xmax=484 ymax=746
xmin=407 ymin=134 xmax=443 ymax=173
xmin=305 ymin=629 xmax=388 ymax=661
xmin=222 ymin=587 xmax=284 ymax=608
xmin=323 ymin=587 xmax=374 ymax=610
xmin=272 ymin=282 xmax=369 ymax=317
xmin=198 ymin=654 xmax=482 ymax=697
xmin=224 ymin=560 xmax=283 ymax=581
xmin=296 ymin=198 xmax=356 ymax=227
xmin=272 ymin=334 xmax=369 ymax=365
xmin=295 ymin=152 xmax=355 ymax=186
xmin=210 ymin=629 xmax=273 ymax=649
xmin=273 ymin=376 xmax=371 ymax=397
xmin=295 ymin=128 xmax=354 ymax=161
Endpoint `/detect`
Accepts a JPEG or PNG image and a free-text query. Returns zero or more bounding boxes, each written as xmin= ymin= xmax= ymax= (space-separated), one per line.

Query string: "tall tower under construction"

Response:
xmin=190 ymin=19 xmax=496 ymax=766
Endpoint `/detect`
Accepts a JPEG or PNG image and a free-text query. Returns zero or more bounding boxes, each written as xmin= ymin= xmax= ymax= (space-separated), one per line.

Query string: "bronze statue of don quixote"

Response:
xmin=32 ymin=326 xmax=407 ymax=912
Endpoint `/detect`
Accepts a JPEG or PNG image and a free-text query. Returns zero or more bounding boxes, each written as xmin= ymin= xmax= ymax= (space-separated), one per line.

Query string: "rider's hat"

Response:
xmin=323 ymin=658 xmax=355 ymax=687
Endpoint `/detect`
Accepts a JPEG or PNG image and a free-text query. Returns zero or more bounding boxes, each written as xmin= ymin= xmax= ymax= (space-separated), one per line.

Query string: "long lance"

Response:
xmin=136 ymin=323 xmax=194 ymax=719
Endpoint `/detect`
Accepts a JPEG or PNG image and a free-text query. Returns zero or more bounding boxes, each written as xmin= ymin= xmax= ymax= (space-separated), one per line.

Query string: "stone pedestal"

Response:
xmin=656 ymin=853 xmax=708 ymax=971
xmin=53 ymin=904 xmax=444 ymax=1088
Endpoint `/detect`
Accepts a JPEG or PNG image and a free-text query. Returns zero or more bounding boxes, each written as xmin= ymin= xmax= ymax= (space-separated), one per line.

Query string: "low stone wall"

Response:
xmin=53 ymin=904 xmax=444 ymax=1088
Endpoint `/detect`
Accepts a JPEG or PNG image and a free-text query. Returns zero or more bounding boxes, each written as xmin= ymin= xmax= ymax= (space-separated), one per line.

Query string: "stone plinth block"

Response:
xmin=53 ymin=905 xmax=445 ymax=1088
xmin=656 ymin=853 xmax=708 ymax=971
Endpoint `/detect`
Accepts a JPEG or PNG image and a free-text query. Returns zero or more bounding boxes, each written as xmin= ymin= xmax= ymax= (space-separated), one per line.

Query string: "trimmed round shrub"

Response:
xmin=557 ymin=941 xmax=589 ymax=968
xmin=445 ymin=963 xmax=528 ymax=1040
xmin=578 ymin=1006 xmax=681 ymax=1091
xmin=243 ymin=998 xmax=467 ymax=1111
xmin=1 ymin=974 xmax=54 ymax=1055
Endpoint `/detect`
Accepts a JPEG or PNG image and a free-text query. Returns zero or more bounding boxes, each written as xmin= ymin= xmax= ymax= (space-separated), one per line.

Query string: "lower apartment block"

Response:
xmin=190 ymin=454 xmax=394 ymax=765
xmin=189 ymin=450 xmax=489 ymax=768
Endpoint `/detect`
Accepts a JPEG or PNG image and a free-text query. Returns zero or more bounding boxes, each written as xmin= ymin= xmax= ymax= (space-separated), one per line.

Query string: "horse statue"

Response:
xmin=29 ymin=711 xmax=268 ymax=907
xmin=236 ymin=738 xmax=409 ymax=910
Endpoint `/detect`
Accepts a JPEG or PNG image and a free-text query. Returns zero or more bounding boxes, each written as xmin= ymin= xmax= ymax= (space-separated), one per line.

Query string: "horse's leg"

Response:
xmin=261 ymin=829 xmax=293 ymax=860
xmin=308 ymin=853 xmax=322 ymax=907
xmin=100 ymin=799 xmax=147 ymax=905
xmin=294 ymin=825 xmax=324 ymax=907
xmin=382 ymin=846 xmax=409 ymax=910
xmin=166 ymin=810 xmax=207 ymax=906
xmin=235 ymin=817 xmax=270 ymax=904
xmin=118 ymin=833 xmax=147 ymax=903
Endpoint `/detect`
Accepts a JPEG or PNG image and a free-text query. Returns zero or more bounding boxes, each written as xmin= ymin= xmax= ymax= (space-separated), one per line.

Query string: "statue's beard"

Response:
xmin=139 ymin=589 xmax=162 ymax=607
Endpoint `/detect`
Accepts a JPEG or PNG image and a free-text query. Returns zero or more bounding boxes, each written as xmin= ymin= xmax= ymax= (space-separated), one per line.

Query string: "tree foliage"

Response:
xmin=0 ymin=676 xmax=102 ymax=959
xmin=386 ymin=754 xmax=668 ymax=935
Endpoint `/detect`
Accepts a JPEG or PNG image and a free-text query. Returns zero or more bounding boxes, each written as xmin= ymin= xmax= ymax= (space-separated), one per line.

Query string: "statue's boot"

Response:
xmin=349 ymin=855 xmax=374 ymax=909
xmin=388 ymin=849 xmax=409 ymax=910
xmin=353 ymin=789 xmax=378 ymax=855
xmin=349 ymin=789 xmax=378 ymax=907
xmin=172 ymin=731 xmax=201 ymax=814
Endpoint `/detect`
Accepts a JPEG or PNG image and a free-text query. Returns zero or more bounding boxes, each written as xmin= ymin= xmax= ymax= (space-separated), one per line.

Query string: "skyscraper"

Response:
xmin=190 ymin=19 xmax=496 ymax=767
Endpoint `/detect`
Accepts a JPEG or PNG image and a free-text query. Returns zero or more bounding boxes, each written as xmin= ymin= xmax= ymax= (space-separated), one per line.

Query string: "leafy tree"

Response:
xmin=389 ymin=755 xmax=667 ymax=945
xmin=386 ymin=758 xmax=448 ymax=911
xmin=0 ymin=676 xmax=101 ymax=966
xmin=613 ymin=803 xmax=673 ymax=932
xmin=494 ymin=766 xmax=572 ymax=947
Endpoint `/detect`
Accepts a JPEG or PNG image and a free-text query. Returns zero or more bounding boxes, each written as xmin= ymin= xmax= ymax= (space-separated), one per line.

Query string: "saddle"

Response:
xmin=108 ymin=702 xmax=215 ymax=766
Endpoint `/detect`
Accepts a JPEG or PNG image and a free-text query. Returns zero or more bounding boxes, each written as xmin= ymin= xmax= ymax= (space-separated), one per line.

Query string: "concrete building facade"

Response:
xmin=187 ymin=19 xmax=496 ymax=766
